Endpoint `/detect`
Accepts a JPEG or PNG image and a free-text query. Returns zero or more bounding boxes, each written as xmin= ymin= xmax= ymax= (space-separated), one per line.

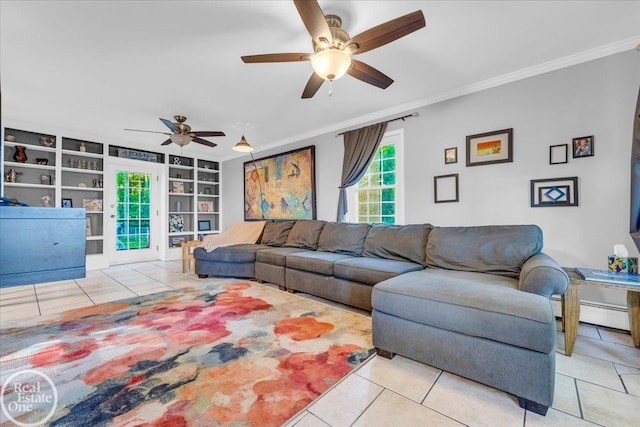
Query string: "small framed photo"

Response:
xmin=61 ymin=198 xmax=73 ymax=208
xmin=444 ymin=147 xmax=457 ymax=164
xmin=549 ymin=144 xmax=568 ymax=165
xmin=198 ymin=201 xmax=214 ymax=213
xmin=198 ymin=220 xmax=211 ymax=231
xmin=530 ymin=176 xmax=578 ymax=207
xmin=466 ymin=128 xmax=513 ymax=167
xmin=171 ymin=237 xmax=186 ymax=247
xmin=82 ymin=199 xmax=103 ymax=211
xmin=171 ymin=181 xmax=185 ymax=193
xmin=434 ymin=173 xmax=459 ymax=203
xmin=572 ymin=135 xmax=594 ymax=158
xmin=204 ymin=187 xmax=212 ymax=195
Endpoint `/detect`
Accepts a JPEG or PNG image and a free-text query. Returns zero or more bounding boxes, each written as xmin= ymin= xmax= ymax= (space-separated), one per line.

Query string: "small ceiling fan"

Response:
xmin=241 ymin=0 xmax=426 ymax=98
xmin=125 ymin=115 xmax=225 ymax=147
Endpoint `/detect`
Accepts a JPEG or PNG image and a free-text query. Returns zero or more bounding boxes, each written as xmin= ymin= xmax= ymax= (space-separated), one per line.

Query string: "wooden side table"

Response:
xmin=561 ymin=268 xmax=640 ymax=356
xmin=181 ymin=240 xmax=201 ymax=273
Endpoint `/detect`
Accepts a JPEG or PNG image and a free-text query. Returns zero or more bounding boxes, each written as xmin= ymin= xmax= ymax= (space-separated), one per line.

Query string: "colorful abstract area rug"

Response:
xmin=0 ymin=281 xmax=373 ymax=426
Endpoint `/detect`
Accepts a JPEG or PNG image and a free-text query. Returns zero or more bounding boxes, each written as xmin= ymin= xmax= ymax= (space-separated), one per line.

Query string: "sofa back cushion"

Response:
xmin=317 ymin=223 xmax=371 ymax=256
xmin=260 ymin=221 xmax=296 ymax=246
xmin=363 ymin=223 xmax=433 ymax=266
xmin=284 ymin=220 xmax=326 ymax=250
xmin=425 ymin=225 xmax=543 ymax=278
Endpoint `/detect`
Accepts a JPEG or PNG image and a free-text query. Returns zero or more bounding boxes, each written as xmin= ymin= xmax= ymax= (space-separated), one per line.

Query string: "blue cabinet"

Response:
xmin=0 ymin=207 xmax=86 ymax=287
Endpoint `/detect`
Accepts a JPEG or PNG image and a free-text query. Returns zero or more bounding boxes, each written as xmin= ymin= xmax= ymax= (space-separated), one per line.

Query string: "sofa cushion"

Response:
xmin=284 ymin=220 xmax=326 ymax=250
xmin=194 ymin=244 xmax=269 ymax=263
xmin=255 ymin=247 xmax=310 ymax=267
xmin=317 ymin=223 xmax=371 ymax=256
xmin=372 ymin=269 xmax=555 ymax=353
xmin=334 ymin=257 xmax=424 ymax=285
xmin=260 ymin=221 xmax=296 ymax=246
xmin=286 ymin=251 xmax=354 ymax=276
xmin=425 ymin=225 xmax=543 ymax=278
xmin=363 ymin=223 xmax=432 ymax=266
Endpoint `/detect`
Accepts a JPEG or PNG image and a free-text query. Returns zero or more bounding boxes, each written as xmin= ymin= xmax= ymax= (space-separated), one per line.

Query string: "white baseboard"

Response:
xmin=551 ymin=296 xmax=630 ymax=331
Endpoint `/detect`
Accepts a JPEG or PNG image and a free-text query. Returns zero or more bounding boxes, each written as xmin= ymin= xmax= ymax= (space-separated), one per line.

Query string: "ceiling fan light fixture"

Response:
xmin=170 ymin=134 xmax=192 ymax=147
xmin=232 ymin=135 xmax=254 ymax=152
xmin=311 ymin=48 xmax=351 ymax=81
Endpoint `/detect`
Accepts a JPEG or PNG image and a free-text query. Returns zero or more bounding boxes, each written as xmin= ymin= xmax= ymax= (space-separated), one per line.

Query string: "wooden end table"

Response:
xmin=561 ymin=268 xmax=640 ymax=356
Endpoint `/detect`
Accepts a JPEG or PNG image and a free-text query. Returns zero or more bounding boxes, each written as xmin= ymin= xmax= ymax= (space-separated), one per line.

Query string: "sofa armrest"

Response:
xmin=519 ymin=253 xmax=569 ymax=298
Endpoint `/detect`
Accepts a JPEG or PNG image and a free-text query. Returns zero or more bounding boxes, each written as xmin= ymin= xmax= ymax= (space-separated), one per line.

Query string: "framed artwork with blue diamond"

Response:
xmin=530 ymin=177 xmax=578 ymax=207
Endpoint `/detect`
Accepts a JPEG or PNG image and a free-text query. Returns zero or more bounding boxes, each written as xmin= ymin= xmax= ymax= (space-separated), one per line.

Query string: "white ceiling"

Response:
xmin=2 ymin=1 xmax=639 ymax=160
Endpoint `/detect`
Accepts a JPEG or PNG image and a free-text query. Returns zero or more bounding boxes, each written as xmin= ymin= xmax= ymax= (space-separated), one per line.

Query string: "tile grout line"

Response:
xmin=574 ymin=377 xmax=585 ymax=421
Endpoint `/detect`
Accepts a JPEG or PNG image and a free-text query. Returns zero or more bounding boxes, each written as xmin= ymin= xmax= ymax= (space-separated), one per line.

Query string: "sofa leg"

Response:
xmin=518 ymin=397 xmax=549 ymax=416
xmin=376 ymin=348 xmax=395 ymax=359
xmin=287 ymin=289 xmax=295 ymax=294
xmin=278 ymin=285 xmax=285 ymax=291
xmin=198 ymin=274 xmax=208 ymax=278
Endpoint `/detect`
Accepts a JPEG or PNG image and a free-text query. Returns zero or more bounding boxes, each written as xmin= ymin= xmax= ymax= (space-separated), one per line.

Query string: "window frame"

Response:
xmin=345 ymin=129 xmax=405 ymax=224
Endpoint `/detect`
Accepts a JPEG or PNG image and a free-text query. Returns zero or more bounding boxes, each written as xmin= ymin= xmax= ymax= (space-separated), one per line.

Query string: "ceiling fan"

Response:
xmin=124 ymin=115 xmax=225 ymax=147
xmin=241 ymin=0 xmax=426 ymax=99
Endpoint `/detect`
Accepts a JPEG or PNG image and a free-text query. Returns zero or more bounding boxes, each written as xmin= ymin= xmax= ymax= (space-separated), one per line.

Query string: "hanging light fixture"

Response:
xmin=233 ymin=136 xmax=266 ymax=219
xmin=170 ymin=134 xmax=192 ymax=147
xmin=310 ymin=48 xmax=351 ymax=81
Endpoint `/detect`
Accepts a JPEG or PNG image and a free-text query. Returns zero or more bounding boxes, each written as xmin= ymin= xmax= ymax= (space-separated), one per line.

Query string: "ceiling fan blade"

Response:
xmin=159 ymin=117 xmax=179 ymax=132
xmin=192 ymin=137 xmax=217 ymax=148
xmin=345 ymin=10 xmax=426 ymax=55
xmin=161 ymin=138 xmax=172 ymax=146
xmin=301 ymin=73 xmax=324 ymax=99
xmin=293 ymin=0 xmax=332 ymax=46
xmin=348 ymin=59 xmax=394 ymax=89
xmin=241 ymin=53 xmax=311 ymax=63
xmin=124 ymin=128 xmax=171 ymax=135
xmin=190 ymin=131 xmax=226 ymax=137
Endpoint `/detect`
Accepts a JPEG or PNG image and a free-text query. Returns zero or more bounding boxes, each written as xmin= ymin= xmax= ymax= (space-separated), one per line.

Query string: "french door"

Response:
xmin=107 ymin=159 xmax=161 ymax=264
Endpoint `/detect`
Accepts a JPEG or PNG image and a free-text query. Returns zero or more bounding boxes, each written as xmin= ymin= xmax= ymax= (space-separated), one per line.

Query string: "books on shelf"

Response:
xmin=576 ymin=268 xmax=639 ymax=286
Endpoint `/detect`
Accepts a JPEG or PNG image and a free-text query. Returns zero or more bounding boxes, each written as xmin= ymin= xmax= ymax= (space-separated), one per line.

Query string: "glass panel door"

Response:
xmin=107 ymin=160 xmax=160 ymax=264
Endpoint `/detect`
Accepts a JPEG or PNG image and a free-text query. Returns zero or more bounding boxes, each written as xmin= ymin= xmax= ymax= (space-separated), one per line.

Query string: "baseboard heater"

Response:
xmin=550 ymin=296 xmax=630 ymax=331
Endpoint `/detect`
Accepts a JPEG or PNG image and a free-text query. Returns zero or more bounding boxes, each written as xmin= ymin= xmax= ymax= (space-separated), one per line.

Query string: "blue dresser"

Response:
xmin=0 ymin=207 xmax=86 ymax=287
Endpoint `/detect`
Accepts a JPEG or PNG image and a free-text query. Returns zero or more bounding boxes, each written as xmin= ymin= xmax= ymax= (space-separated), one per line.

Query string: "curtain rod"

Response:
xmin=335 ymin=112 xmax=419 ymax=137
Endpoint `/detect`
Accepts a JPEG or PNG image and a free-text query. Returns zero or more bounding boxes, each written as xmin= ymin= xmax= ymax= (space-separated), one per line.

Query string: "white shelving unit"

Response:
xmin=196 ymin=159 xmax=220 ymax=239
xmin=168 ymin=155 xmax=195 ymax=248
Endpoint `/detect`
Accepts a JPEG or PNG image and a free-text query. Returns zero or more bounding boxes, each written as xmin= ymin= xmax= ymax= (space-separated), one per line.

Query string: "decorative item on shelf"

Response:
xmin=172 ymin=181 xmax=185 ymax=193
xmin=175 ymin=200 xmax=182 ymax=212
xmin=169 ymin=214 xmax=185 ymax=233
xmin=82 ymin=199 xmax=103 ymax=211
xmin=204 ymin=187 xmax=212 ymax=195
xmin=171 ymin=236 xmax=186 ymax=247
xmin=40 ymin=174 xmax=53 ymax=186
xmin=91 ymin=160 xmax=98 ymax=170
xmin=92 ymin=179 xmax=98 ymax=188
xmin=5 ymin=169 xmax=20 ymax=183
xmin=98 ymin=178 xmax=103 ymax=188
xmin=198 ymin=220 xmax=211 ymax=232
xmin=36 ymin=158 xmax=48 ymax=166
xmin=38 ymin=136 xmax=55 ymax=147
xmin=608 ymin=244 xmax=638 ymax=274
xmin=41 ymin=195 xmax=53 ymax=207
xmin=61 ymin=198 xmax=73 ymax=208
xmin=86 ymin=217 xmax=92 ymax=237
xmin=79 ymin=142 xmax=86 ymax=152
xmin=173 ymin=157 xmax=182 ymax=165
xmin=198 ymin=201 xmax=213 ymax=213
xmin=78 ymin=183 xmax=87 ymax=188
xmin=13 ymin=145 xmax=27 ymax=163
xmin=4 ymin=135 xmax=16 ymax=142
xmin=176 ymin=173 xmax=182 ymax=179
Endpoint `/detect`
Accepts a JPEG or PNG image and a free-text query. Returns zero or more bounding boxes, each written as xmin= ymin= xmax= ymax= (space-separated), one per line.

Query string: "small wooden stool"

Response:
xmin=181 ymin=240 xmax=201 ymax=273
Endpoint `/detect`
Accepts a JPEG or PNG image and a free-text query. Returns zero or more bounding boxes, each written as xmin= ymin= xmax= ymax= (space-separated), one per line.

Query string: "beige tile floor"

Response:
xmin=1 ymin=261 xmax=639 ymax=426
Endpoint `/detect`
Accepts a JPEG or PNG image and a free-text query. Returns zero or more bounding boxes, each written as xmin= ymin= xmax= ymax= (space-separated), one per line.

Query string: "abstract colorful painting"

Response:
xmin=243 ymin=146 xmax=316 ymax=220
xmin=0 ymin=280 xmax=373 ymax=426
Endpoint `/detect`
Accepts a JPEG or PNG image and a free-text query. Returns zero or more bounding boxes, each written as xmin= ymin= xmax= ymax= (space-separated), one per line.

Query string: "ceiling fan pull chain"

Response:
xmin=328 ymin=80 xmax=334 ymax=97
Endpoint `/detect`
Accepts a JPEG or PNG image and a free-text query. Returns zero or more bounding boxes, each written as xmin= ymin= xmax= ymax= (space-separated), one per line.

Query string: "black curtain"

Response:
xmin=337 ymin=122 xmax=388 ymax=222
xmin=631 ymin=86 xmax=640 ymax=251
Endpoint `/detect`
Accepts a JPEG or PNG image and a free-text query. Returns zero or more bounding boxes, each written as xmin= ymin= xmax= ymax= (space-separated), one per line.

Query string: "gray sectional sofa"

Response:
xmin=194 ymin=220 xmax=569 ymax=415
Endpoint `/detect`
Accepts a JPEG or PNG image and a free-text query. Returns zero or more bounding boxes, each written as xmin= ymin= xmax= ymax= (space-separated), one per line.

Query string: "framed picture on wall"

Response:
xmin=549 ymin=144 xmax=568 ymax=165
xmin=243 ymin=145 xmax=316 ymax=220
xmin=530 ymin=176 xmax=578 ymax=207
xmin=466 ymin=128 xmax=513 ymax=167
xmin=444 ymin=147 xmax=457 ymax=164
xmin=434 ymin=174 xmax=459 ymax=203
xmin=572 ymin=135 xmax=594 ymax=158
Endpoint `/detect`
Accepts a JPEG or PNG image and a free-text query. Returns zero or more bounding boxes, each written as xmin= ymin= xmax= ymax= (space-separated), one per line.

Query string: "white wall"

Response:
xmin=222 ymin=50 xmax=640 ymax=306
